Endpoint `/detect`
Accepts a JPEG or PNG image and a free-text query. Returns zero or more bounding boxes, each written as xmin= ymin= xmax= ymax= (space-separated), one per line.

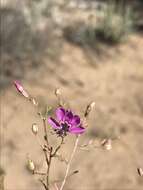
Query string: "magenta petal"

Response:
xmin=71 ymin=115 xmax=80 ymax=126
xmin=69 ymin=126 xmax=85 ymax=134
xmin=48 ymin=117 xmax=60 ymax=129
xmin=56 ymin=107 xmax=66 ymax=121
xmin=65 ymin=111 xmax=73 ymax=124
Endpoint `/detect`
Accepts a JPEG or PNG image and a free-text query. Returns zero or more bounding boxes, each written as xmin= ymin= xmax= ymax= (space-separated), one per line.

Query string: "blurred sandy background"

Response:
xmin=1 ymin=0 xmax=143 ymax=189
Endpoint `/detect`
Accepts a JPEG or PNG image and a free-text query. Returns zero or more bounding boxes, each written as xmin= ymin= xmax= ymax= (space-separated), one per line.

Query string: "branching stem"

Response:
xmin=52 ymin=137 xmax=64 ymax=157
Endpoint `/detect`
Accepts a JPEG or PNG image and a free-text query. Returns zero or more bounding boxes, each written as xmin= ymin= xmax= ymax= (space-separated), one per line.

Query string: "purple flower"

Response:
xmin=48 ymin=107 xmax=85 ymax=136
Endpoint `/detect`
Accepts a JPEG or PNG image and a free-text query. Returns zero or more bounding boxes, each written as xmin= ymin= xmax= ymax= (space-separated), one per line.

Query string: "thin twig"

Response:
xmin=51 ymin=170 xmax=79 ymax=185
xmin=43 ymin=149 xmax=49 ymax=166
xmin=34 ymin=171 xmax=46 ymax=176
xmin=45 ymin=136 xmax=64 ymax=188
xmin=52 ymin=137 xmax=64 ymax=157
xmin=54 ymin=183 xmax=59 ymax=190
xmin=43 ymin=118 xmax=49 ymax=147
xmin=42 ymin=118 xmax=50 ymax=167
xmin=39 ymin=179 xmax=48 ymax=190
xmin=59 ymin=135 xmax=80 ymax=190
xmin=42 ymin=118 xmax=51 ymax=190
xmin=46 ymin=147 xmax=53 ymax=189
xmin=34 ymin=134 xmax=49 ymax=167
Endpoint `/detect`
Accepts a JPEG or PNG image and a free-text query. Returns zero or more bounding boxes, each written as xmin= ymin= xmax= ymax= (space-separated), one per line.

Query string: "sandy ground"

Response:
xmin=1 ymin=34 xmax=143 ymax=190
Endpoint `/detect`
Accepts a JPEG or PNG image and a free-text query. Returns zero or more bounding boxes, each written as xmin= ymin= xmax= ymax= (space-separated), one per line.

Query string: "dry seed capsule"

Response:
xmin=32 ymin=123 xmax=38 ymax=135
xmin=27 ymin=159 xmax=35 ymax=172
xmin=84 ymin=101 xmax=95 ymax=117
xmin=55 ymin=88 xmax=61 ymax=96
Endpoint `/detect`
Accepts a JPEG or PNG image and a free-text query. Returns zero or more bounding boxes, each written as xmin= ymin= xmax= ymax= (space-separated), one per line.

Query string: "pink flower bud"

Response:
xmin=14 ymin=80 xmax=29 ymax=98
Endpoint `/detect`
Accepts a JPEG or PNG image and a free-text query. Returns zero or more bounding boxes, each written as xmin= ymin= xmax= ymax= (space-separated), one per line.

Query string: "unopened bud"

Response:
xmin=14 ymin=80 xmax=29 ymax=98
xmin=55 ymin=88 xmax=61 ymax=96
xmin=137 ymin=167 xmax=143 ymax=176
xmin=27 ymin=159 xmax=35 ymax=172
xmin=84 ymin=101 xmax=95 ymax=118
xmin=32 ymin=123 xmax=38 ymax=135
xmin=55 ymin=88 xmax=65 ymax=107
xmin=101 ymin=139 xmax=112 ymax=150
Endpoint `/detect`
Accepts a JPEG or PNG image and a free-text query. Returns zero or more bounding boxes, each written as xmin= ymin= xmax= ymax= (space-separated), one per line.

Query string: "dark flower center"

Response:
xmin=61 ymin=122 xmax=70 ymax=132
xmin=55 ymin=122 xmax=70 ymax=137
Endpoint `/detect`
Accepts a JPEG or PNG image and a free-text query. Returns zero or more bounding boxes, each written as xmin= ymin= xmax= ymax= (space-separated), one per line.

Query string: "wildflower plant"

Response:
xmin=14 ymin=80 xmax=114 ymax=190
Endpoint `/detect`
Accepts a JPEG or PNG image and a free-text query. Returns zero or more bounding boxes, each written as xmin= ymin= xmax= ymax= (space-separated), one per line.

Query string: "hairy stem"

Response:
xmin=59 ymin=135 xmax=80 ymax=190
